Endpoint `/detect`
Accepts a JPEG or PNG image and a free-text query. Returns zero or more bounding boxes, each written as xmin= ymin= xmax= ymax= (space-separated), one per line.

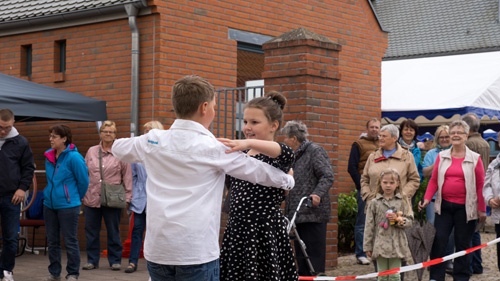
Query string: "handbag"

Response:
xmin=98 ymin=148 xmax=126 ymax=208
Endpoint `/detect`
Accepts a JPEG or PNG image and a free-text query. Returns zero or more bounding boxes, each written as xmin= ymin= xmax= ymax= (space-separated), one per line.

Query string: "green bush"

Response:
xmin=338 ymin=190 xmax=357 ymax=253
xmin=412 ymin=177 xmax=429 ymax=221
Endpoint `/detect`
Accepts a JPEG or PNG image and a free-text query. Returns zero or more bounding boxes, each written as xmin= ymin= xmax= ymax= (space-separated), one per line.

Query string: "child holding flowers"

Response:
xmin=364 ymin=168 xmax=413 ymax=281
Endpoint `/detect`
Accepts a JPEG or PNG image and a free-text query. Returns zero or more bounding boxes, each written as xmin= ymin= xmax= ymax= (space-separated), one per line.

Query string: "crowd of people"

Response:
xmin=2 ymin=74 xmax=500 ymax=281
xmin=352 ymin=114 xmax=493 ymax=281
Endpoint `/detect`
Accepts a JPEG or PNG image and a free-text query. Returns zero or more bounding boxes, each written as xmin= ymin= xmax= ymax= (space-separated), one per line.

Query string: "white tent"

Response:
xmin=381 ymin=51 xmax=500 ymax=126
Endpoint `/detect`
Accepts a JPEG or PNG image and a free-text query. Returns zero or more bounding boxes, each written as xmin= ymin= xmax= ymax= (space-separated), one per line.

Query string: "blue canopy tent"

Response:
xmin=381 ymin=51 xmax=500 ymax=127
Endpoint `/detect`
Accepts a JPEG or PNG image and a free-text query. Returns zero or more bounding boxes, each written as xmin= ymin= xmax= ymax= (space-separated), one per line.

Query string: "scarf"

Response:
xmin=398 ymin=137 xmax=416 ymax=151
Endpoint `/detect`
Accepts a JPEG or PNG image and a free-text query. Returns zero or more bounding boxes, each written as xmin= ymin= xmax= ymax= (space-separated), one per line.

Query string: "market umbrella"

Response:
xmin=405 ymin=213 xmax=436 ymax=281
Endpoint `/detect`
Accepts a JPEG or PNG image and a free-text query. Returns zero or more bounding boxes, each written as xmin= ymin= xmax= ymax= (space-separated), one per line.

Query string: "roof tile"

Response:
xmin=373 ymin=0 xmax=500 ymax=58
xmin=0 ymin=0 xmax=138 ymax=22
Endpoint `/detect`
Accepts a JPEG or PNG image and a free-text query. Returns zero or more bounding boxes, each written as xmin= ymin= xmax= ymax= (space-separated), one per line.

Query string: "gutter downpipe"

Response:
xmin=125 ymin=3 xmax=140 ymax=137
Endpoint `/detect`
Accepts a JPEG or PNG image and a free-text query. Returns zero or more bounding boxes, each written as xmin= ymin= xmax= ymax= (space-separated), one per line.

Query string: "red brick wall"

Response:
xmin=0 ymin=0 xmax=387 ymax=268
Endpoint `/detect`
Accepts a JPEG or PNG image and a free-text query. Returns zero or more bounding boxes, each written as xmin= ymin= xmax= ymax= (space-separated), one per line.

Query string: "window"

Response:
xmin=21 ymin=44 xmax=32 ymax=77
xmin=54 ymin=40 xmax=66 ymax=73
xmin=236 ymin=42 xmax=264 ymax=87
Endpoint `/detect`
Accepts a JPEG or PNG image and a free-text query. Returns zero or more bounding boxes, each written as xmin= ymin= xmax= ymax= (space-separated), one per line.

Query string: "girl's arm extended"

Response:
xmin=217 ymin=138 xmax=281 ymax=158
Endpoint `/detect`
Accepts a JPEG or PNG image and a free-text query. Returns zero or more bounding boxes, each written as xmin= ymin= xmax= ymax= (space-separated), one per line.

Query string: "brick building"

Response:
xmin=0 ymin=0 xmax=387 ymax=269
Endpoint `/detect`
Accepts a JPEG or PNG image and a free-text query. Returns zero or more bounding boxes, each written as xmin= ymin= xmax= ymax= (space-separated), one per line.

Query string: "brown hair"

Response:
xmin=0 ymin=109 xmax=14 ymax=122
xmin=399 ymin=119 xmax=419 ymax=141
xmin=49 ymin=125 xmax=72 ymax=146
xmin=366 ymin=118 xmax=380 ymax=128
xmin=376 ymin=168 xmax=402 ymax=195
xmin=245 ymin=91 xmax=286 ymax=133
xmin=172 ymin=75 xmax=215 ymax=118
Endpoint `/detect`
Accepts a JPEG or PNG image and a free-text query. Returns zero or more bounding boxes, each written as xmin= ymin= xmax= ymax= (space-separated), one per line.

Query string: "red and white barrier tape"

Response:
xmin=298 ymin=237 xmax=500 ymax=280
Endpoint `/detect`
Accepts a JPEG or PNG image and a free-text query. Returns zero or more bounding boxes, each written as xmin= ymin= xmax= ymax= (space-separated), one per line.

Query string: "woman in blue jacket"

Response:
xmin=43 ymin=125 xmax=89 ymax=281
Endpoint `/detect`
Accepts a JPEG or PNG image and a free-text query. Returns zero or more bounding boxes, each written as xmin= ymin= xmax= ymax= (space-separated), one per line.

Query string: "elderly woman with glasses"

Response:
xmin=361 ymin=124 xmax=420 ymax=205
xmin=422 ymin=125 xmax=452 ymax=224
xmin=360 ymin=124 xmax=420 ymax=277
xmin=281 ymin=121 xmax=334 ymax=276
xmin=82 ymin=120 xmax=132 ymax=271
xmin=419 ymin=120 xmax=486 ymax=281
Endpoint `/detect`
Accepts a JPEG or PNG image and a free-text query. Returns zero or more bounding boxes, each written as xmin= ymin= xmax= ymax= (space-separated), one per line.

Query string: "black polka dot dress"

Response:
xmin=220 ymin=143 xmax=298 ymax=281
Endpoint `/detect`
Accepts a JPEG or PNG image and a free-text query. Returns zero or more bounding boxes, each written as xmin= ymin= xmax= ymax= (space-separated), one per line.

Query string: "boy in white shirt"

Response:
xmin=112 ymin=75 xmax=294 ymax=281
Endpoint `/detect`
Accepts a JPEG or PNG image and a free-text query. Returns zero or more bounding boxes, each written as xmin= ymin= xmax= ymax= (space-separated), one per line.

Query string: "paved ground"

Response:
xmin=12 ymin=223 xmax=500 ymax=281
xmin=327 ymin=225 xmax=499 ymax=281
xmin=14 ymin=252 xmax=150 ymax=281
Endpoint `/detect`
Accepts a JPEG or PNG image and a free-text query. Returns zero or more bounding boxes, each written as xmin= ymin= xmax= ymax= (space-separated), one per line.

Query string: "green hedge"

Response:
xmin=337 ymin=191 xmax=357 ymax=252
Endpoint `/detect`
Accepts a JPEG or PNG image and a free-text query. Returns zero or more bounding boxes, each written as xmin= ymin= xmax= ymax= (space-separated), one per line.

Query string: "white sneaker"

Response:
xmin=356 ymin=256 xmax=371 ymax=265
xmin=43 ymin=275 xmax=61 ymax=281
xmin=2 ymin=270 xmax=14 ymax=281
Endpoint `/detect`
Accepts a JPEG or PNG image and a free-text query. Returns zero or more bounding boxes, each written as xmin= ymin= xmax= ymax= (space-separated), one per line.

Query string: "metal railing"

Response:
xmin=213 ymin=86 xmax=265 ymax=139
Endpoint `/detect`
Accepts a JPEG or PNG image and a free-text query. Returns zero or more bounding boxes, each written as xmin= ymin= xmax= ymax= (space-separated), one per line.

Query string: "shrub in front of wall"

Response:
xmin=338 ymin=190 xmax=357 ymax=253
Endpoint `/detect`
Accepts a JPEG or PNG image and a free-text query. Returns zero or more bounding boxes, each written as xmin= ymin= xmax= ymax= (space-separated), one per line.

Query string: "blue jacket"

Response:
xmin=44 ymin=144 xmax=89 ymax=210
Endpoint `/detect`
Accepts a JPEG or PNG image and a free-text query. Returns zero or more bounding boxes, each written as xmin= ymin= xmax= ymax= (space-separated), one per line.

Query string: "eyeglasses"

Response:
xmin=438 ymin=135 xmax=450 ymax=140
xmin=49 ymin=134 xmax=60 ymax=139
xmin=0 ymin=126 xmax=12 ymax=132
xmin=449 ymin=131 xmax=467 ymax=135
xmin=101 ymin=130 xmax=116 ymax=135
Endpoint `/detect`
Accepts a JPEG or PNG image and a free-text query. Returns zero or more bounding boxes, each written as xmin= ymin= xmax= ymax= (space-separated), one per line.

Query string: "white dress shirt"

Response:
xmin=112 ymin=119 xmax=294 ymax=265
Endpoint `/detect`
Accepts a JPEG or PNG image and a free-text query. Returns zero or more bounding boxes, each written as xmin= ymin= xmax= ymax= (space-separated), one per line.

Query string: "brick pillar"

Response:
xmin=263 ymin=27 xmax=341 ymax=269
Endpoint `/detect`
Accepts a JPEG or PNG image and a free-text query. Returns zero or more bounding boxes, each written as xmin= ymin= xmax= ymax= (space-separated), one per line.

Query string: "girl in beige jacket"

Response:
xmin=364 ymin=168 xmax=413 ymax=281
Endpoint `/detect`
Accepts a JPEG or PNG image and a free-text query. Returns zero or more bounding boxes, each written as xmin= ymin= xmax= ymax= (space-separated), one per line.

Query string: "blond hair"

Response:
xmin=144 ymin=120 xmax=164 ymax=131
xmin=100 ymin=120 xmax=117 ymax=133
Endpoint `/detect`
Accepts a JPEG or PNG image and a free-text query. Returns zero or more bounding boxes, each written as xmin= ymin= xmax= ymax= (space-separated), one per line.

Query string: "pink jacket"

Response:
xmin=83 ymin=143 xmax=132 ymax=208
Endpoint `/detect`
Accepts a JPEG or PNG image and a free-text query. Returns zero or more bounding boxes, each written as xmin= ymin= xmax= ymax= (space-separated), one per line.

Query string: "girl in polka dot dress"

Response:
xmin=218 ymin=91 xmax=298 ymax=281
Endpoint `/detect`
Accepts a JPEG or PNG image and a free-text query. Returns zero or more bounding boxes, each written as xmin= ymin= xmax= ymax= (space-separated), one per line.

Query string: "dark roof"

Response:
xmin=372 ymin=0 xmax=500 ymax=59
xmin=0 ymin=0 xmax=141 ymax=22
xmin=0 ymin=0 xmax=149 ymax=36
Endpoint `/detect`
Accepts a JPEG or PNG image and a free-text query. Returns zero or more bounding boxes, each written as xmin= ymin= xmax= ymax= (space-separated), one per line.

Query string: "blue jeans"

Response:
xmin=426 ymin=201 xmax=436 ymax=225
xmin=430 ymin=200 xmax=476 ymax=281
xmin=147 ymin=259 xmax=219 ymax=281
xmin=354 ymin=191 xmax=366 ymax=258
xmin=129 ymin=211 xmax=146 ymax=265
xmin=44 ymin=206 xmax=81 ymax=278
xmin=0 ymin=195 xmax=20 ymax=276
xmin=84 ymin=206 xmax=123 ymax=266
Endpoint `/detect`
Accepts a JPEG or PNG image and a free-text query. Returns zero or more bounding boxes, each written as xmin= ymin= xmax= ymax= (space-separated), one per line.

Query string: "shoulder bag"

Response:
xmin=99 ymin=148 xmax=126 ymax=208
